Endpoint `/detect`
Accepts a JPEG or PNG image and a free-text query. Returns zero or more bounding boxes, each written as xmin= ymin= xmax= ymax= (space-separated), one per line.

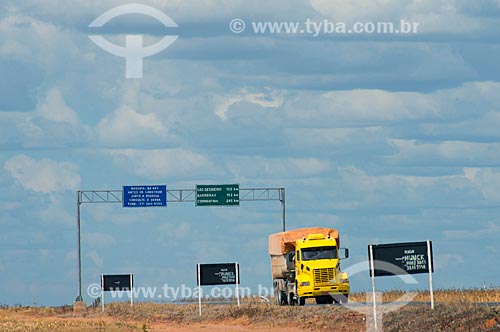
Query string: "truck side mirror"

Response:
xmin=286 ymin=251 xmax=296 ymax=271
xmin=340 ymin=248 xmax=349 ymax=259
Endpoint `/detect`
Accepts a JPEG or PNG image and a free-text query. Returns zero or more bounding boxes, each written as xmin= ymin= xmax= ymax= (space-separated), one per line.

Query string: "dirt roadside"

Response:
xmin=150 ymin=322 xmax=308 ymax=332
xmin=1 ymin=301 xmax=498 ymax=332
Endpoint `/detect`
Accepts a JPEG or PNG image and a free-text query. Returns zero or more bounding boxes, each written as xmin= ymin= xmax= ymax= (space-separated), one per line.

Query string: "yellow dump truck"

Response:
xmin=269 ymin=227 xmax=350 ymax=305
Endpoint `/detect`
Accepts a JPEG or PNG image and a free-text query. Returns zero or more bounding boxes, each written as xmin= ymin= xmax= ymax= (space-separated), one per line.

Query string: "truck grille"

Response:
xmin=313 ymin=268 xmax=335 ymax=285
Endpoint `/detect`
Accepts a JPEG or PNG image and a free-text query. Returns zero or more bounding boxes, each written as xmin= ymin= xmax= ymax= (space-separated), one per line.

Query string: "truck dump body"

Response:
xmin=268 ymin=227 xmax=340 ymax=255
xmin=269 ymin=227 xmax=340 ymax=280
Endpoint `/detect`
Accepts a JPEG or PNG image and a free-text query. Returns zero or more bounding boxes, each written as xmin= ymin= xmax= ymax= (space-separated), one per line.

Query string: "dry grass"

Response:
xmin=349 ymin=287 xmax=500 ymax=303
xmin=385 ymin=303 xmax=500 ymax=332
xmin=0 ymin=312 xmax=138 ymax=332
xmin=0 ymin=289 xmax=499 ymax=332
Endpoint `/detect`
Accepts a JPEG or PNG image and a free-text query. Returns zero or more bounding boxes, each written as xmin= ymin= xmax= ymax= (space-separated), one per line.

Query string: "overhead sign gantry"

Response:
xmin=74 ymin=185 xmax=285 ymax=303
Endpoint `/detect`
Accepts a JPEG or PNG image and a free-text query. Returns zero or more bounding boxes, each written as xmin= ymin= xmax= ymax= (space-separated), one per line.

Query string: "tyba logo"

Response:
xmin=89 ymin=3 xmax=178 ymax=78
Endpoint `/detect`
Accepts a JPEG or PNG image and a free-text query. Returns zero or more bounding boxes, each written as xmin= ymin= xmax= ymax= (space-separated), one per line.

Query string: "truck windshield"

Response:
xmin=301 ymin=247 xmax=337 ymax=260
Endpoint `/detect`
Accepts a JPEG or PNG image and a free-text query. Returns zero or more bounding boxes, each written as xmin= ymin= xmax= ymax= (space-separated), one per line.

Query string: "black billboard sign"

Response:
xmin=102 ymin=274 xmax=133 ymax=291
xmin=369 ymin=241 xmax=433 ymax=277
xmin=197 ymin=263 xmax=240 ymax=286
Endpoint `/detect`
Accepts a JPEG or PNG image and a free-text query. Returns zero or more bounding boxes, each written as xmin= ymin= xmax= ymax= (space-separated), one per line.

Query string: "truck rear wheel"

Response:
xmin=279 ymin=291 xmax=288 ymax=305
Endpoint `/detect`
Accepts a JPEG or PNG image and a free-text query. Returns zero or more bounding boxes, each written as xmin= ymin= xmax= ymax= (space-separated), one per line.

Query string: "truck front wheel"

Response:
xmin=298 ymin=297 xmax=306 ymax=306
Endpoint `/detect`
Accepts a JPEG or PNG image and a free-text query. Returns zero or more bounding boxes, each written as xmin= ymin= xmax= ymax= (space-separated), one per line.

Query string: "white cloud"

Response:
xmin=389 ymin=140 xmax=500 ymax=166
xmin=4 ymin=155 xmax=81 ymax=193
xmin=443 ymin=222 xmax=500 ymax=240
xmin=435 ymin=254 xmax=464 ymax=269
xmin=0 ymin=39 xmax=31 ymax=60
xmin=86 ymin=204 xmax=157 ymax=225
xmin=316 ymin=165 xmax=481 ymax=210
xmin=94 ymin=80 xmax=181 ymax=147
xmin=309 ymin=0 xmax=487 ymax=33
xmin=0 ymin=86 xmax=88 ymax=149
xmin=0 ymin=14 xmax=83 ymax=71
xmin=109 ymin=148 xmax=215 ymax=179
xmin=215 ymin=88 xmax=284 ymax=120
xmin=37 ymin=88 xmax=79 ymax=125
xmin=86 ymin=232 xmax=117 ymax=247
xmin=464 ymin=168 xmax=500 ymax=201
xmin=310 ymin=0 xmax=409 ymax=22
xmin=9 ymin=0 xmax=311 ymax=25
xmin=227 ymin=156 xmax=331 ymax=179
xmin=284 ymin=88 xmax=441 ymax=126
xmin=158 ymin=222 xmax=190 ymax=241
xmin=96 ymin=105 xmax=168 ymax=145
xmin=87 ymin=250 xmax=103 ymax=268
xmin=38 ymin=195 xmax=74 ymax=226
xmin=0 ymin=201 xmax=22 ymax=211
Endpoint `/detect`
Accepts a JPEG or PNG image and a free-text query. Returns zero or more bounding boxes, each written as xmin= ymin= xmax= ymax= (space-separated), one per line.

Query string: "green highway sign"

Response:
xmin=196 ymin=184 xmax=240 ymax=206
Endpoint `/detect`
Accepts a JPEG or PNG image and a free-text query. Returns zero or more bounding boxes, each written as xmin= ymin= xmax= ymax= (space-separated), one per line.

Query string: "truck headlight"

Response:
xmin=339 ymin=278 xmax=349 ymax=283
xmin=300 ymin=281 xmax=310 ymax=287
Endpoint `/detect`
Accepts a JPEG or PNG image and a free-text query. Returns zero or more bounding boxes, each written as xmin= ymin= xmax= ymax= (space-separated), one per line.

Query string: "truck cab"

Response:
xmin=293 ymin=234 xmax=349 ymax=305
xmin=269 ymin=227 xmax=350 ymax=306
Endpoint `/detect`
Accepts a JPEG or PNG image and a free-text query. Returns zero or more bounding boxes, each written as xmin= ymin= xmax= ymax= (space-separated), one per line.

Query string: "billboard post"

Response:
xmin=101 ymin=274 xmax=104 ymax=312
xmin=197 ymin=264 xmax=202 ymax=317
xmin=427 ymin=240 xmax=434 ymax=309
xmin=368 ymin=244 xmax=378 ymax=331
xmin=235 ymin=262 xmax=240 ymax=307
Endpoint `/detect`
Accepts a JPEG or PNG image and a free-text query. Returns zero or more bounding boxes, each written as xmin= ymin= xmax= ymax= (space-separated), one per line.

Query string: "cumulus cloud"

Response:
xmin=109 ymin=148 xmax=215 ymax=179
xmin=388 ymin=140 xmax=500 ymax=167
xmin=215 ymin=88 xmax=284 ymax=120
xmin=9 ymin=0 xmax=313 ymax=26
xmin=309 ymin=0 xmax=493 ymax=33
xmin=0 ymin=13 xmax=84 ymax=71
xmin=38 ymin=195 xmax=74 ymax=226
xmin=227 ymin=156 xmax=331 ymax=179
xmin=85 ymin=232 xmax=117 ymax=247
xmin=284 ymin=89 xmax=439 ymax=125
xmin=37 ymin=88 xmax=79 ymax=125
xmin=4 ymin=155 xmax=81 ymax=193
xmin=96 ymin=105 xmax=168 ymax=145
xmin=443 ymin=221 xmax=500 ymax=240
xmin=158 ymin=222 xmax=190 ymax=241
xmin=282 ymin=81 xmax=500 ymax=127
xmin=464 ymin=168 xmax=500 ymax=201
xmin=435 ymin=254 xmax=464 ymax=269
xmin=0 ymin=39 xmax=31 ymax=60
xmin=0 ymin=87 xmax=88 ymax=149
xmin=87 ymin=250 xmax=104 ymax=268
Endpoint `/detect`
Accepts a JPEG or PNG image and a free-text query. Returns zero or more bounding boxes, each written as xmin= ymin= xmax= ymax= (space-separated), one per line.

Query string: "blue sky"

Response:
xmin=1 ymin=0 xmax=500 ymax=306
